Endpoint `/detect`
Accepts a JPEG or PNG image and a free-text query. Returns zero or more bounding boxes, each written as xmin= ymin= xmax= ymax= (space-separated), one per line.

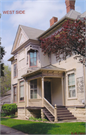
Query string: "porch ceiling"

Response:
xmin=22 ymin=64 xmax=65 ymax=80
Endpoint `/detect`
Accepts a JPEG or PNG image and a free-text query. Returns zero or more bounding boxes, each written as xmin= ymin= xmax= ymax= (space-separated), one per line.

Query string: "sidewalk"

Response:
xmin=0 ymin=124 xmax=28 ymax=135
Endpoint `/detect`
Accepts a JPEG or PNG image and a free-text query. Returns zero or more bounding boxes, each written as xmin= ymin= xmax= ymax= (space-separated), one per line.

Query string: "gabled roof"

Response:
xmin=11 ymin=25 xmax=44 ymax=54
xmin=20 ymin=25 xmax=44 ymax=40
xmin=65 ymin=10 xmax=81 ymax=19
xmin=80 ymin=11 xmax=86 ymax=17
xmin=41 ymin=64 xmax=65 ymax=71
xmin=38 ymin=10 xmax=81 ymax=38
xmin=3 ymin=90 xmax=11 ymax=96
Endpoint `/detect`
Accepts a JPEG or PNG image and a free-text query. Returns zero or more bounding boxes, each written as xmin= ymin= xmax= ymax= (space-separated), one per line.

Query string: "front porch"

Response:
xmin=22 ymin=65 xmax=76 ymax=121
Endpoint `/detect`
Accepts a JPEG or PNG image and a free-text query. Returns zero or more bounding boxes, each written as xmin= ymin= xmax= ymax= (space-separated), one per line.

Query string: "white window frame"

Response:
xmin=13 ymin=85 xmax=17 ymax=103
xmin=13 ymin=62 xmax=17 ymax=78
xmin=19 ymin=80 xmax=25 ymax=102
xmin=66 ymin=70 xmax=77 ymax=100
xmin=30 ymin=79 xmax=37 ymax=99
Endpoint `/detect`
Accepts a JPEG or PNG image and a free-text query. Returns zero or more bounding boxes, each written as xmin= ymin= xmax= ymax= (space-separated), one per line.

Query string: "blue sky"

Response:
xmin=0 ymin=0 xmax=86 ymax=66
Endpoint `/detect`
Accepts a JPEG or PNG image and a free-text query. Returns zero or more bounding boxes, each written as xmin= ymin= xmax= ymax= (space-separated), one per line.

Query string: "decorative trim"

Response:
xmin=66 ymin=68 xmax=76 ymax=73
xmin=27 ymin=44 xmax=39 ymax=52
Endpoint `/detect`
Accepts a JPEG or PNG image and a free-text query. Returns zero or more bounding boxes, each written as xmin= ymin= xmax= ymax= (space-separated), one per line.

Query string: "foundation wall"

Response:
xmin=68 ymin=107 xmax=86 ymax=121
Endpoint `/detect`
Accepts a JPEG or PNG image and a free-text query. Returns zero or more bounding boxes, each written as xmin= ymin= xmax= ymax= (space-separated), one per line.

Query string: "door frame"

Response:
xmin=44 ymin=78 xmax=52 ymax=104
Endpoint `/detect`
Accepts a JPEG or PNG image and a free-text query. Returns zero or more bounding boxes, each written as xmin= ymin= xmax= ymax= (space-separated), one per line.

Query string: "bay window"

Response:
xmin=20 ymin=81 xmax=24 ymax=101
xmin=30 ymin=79 xmax=37 ymax=99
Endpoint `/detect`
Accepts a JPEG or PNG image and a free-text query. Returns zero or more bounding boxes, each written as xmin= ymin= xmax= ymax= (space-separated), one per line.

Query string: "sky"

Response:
xmin=0 ymin=0 xmax=86 ymax=66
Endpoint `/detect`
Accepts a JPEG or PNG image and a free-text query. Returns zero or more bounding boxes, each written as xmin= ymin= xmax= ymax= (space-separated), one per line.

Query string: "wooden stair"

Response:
xmin=43 ymin=108 xmax=54 ymax=121
xmin=43 ymin=106 xmax=76 ymax=121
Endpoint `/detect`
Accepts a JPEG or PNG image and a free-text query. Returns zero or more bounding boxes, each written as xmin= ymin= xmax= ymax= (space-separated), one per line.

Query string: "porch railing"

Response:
xmin=43 ymin=98 xmax=55 ymax=116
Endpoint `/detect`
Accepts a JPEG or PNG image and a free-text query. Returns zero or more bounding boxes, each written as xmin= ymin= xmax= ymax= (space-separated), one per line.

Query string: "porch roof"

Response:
xmin=22 ymin=64 xmax=66 ymax=79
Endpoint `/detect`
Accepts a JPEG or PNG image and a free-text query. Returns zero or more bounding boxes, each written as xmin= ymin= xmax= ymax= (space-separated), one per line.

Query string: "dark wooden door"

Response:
xmin=44 ymin=81 xmax=51 ymax=103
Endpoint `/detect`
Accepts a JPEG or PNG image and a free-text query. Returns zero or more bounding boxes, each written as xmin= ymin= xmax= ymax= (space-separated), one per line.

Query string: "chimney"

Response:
xmin=50 ymin=17 xmax=58 ymax=27
xmin=65 ymin=0 xmax=76 ymax=13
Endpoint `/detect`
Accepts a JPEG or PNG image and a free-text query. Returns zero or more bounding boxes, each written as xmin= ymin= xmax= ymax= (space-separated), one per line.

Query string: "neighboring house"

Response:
xmin=8 ymin=0 xmax=86 ymax=121
xmin=0 ymin=90 xmax=11 ymax=112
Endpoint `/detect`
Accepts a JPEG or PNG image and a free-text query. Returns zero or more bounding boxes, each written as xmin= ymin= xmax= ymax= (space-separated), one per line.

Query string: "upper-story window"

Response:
xmin=68 ymin=73 xmax=76 ymax=98
xmin=14 ymin=63 xmax=17 ymax=78
xmin=29 ymin=51 xmax=37 ymax=67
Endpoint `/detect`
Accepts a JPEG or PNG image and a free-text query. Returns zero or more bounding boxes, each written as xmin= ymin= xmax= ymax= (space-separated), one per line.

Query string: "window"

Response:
xmin=68 ymin=73 xmax=76 ymax=97
xmin=30 ymin=51 xmax=37 ymax=67
xmin=30 ymin=79 xmax=37 ymax=99
xmin=20 ymin=81 xmax=24 ymax=101
xmin=13 ymin=85 xmax=17 ymax=102
xmin=14 ymin=63 xmax=17 ymax=78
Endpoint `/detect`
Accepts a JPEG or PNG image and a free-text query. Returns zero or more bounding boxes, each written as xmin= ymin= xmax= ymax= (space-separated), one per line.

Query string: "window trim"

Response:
xmin=13 ymin=62 xmax=17 ymax=78
xmin=29 ymin=51 xmax=37 ymax=68
xmin=19 ymin=80 xmax=25 ymax=102
xmin=13 ymin=84 xmax=17 ymax=103
xmin=66 ymin=70 xmax=77 ymax=100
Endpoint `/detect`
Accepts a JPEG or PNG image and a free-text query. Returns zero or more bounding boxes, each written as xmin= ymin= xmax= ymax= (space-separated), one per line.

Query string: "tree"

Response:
xmin=0 ymin=65 xmax=11 ymax=96
xmin=40 ymin=18 xmax=85 ymax=64
xmin=0 ymin=37 xmax=5 ymax=76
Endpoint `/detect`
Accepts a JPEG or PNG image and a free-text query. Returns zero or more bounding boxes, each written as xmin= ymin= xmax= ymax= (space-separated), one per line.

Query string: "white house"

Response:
xmin=8 ymin=0 xmax=86 ymax=121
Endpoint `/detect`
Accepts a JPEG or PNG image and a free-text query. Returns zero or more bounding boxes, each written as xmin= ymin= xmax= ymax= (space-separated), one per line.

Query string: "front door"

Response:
xmin=44 ymin=81 xmax=51 ymax=103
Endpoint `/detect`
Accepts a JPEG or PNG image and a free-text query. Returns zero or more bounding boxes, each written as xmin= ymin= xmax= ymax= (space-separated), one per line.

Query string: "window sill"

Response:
xmin=14 ymin=76 xmax=18 ymax=79
xmin=19 ymin=100 xmax=25 ymax=103
xmin=13 ymin=102 xmax=17 ymax=103
xmin=29 ymin=66 xmax=37 ymax=68
xmin=29 ymin=99 xmax=41 ymax=101
xmin=68 ymin=97 xmax=77 ymax=100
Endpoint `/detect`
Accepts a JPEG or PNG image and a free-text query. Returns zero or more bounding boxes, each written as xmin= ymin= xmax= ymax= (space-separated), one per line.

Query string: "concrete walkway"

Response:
xmin=0 ymin=124 xmax=28 ymax=134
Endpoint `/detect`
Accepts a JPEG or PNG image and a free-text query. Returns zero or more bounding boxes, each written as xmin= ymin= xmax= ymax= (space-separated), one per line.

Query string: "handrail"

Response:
xmin=44 ymin=97 xmax=55 ymax=116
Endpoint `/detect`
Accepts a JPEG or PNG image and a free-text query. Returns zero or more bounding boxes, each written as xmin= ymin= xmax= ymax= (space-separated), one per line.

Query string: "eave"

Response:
xmin=11 ymin=38 xmax=39 ymax=55
xmin=8 ymin=56 xmax=14 ymax=61
xmin=22 ymin=65 xmax=66 ymax=79
xmin=38 ymin=16 xmax=75 ymax=39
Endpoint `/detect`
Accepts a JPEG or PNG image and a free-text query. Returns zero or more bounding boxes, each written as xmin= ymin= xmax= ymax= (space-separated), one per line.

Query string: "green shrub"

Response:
xmin=1 ymin=113 xmax=7 ymax=117
xmin=1 ymin=103 xmax=17 ymax=115
xmin=42 ymin=118 xmax=48 ymax=122
xmin=29 ymin=117 xmax=47 ymax=122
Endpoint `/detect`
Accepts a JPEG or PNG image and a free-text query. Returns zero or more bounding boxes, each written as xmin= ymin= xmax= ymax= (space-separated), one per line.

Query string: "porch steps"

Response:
xmin=43 ymin=108 xmax=54 ymax=121
xmin=43 ymin=106 xmax=76 ymax=121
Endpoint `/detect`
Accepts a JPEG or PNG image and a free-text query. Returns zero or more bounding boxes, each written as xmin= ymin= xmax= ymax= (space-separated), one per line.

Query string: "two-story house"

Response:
xmin=8 ymin=0 xmax=86 ymax=122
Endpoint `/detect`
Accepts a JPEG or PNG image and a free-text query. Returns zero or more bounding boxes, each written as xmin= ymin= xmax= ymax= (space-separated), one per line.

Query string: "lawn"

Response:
xmin=1 ymin=118 xmax=86 ymax=134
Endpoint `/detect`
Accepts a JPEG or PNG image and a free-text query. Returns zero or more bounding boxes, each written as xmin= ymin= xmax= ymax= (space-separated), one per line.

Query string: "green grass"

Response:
xmin=1 ymin=118 xmax=86 ymax=134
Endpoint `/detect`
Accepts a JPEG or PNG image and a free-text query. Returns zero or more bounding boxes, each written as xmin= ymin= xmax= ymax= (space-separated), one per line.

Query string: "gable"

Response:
xmin=11 ymin=26 xmax=28 ymax=53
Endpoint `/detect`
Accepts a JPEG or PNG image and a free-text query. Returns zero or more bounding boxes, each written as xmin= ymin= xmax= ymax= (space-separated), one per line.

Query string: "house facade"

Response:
xmin=8 ymin=0 xmax=86 ymax=121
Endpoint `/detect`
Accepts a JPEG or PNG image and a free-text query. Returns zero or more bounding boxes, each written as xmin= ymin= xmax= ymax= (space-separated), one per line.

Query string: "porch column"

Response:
xmin=54 ymin=104 xmax=58 ymax=122
xmin=41 ymin=77 xmax=44 ymax=107
xmin=61 ymin=77 xmax=64 ymax=105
